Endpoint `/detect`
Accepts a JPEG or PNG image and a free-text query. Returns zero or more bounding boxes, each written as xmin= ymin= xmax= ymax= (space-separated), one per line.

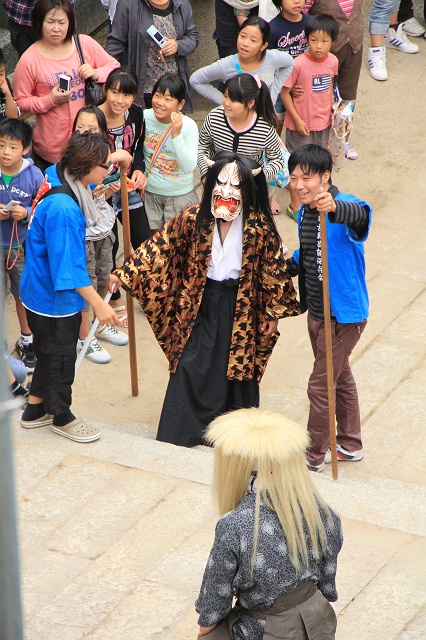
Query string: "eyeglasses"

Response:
xmin=99 ymin=163 xmax=112 ymax=170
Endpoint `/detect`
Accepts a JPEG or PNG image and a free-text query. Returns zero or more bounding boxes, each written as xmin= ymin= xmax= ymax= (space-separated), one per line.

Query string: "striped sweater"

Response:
xmin=198 ymin=106 xmax=285 ymax=182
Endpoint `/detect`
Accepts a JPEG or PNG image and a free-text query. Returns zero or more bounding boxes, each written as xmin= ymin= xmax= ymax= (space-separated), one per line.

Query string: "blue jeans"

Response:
xmin=369 ymin=0 xmax=401 ymax=34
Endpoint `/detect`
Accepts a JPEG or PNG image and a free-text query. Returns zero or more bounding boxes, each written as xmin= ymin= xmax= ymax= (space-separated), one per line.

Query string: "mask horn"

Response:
xmin=252 ymin=167 xmax=262 ymax=176
xmin=204 ymin=157 xmax=215 ymax=167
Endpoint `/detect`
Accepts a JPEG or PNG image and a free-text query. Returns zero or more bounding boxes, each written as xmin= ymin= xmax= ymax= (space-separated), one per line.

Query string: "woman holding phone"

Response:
xmin=106 ymin=0 xmax=198 ymax=111
xmin=13 ymin=0 xmax=119 ymax=171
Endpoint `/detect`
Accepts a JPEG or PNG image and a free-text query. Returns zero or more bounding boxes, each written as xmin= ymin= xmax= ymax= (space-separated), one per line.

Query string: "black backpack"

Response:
xmin=36 ymin=164 xmax=78 ymax=206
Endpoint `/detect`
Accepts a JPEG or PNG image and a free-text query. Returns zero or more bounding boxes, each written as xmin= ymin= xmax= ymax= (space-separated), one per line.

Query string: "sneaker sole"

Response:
xmin=384 ymin=42 xmax=419 ymax=53
xmin=21 ymin=415 xmax=53 ymax=429
xmin=95 ymin=337 xmax=128 ymax=346
xmin=84 ymin=353 xmax=112 ymax=364
xmin=336 ymin=451 xmax=364 ymax=462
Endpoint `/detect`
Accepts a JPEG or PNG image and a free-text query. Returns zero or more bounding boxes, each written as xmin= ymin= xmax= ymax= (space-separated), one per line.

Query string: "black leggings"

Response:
xmin=111 ymin=204 xmax=150 ymax=301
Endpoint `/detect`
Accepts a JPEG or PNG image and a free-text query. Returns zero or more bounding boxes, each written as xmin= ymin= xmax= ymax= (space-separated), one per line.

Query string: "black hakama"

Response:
xmin=156 ymin=278 xmax=259 ymax=447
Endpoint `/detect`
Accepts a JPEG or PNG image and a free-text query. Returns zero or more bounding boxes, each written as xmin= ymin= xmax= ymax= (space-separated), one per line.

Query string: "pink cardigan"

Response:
xmin=13 ymin=35 xmax=119 ymax=163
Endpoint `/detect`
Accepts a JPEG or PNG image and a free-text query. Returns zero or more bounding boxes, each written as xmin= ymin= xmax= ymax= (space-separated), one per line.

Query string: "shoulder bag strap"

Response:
xmin=74 ymin=34 xmax=85 ymax=65
xmin=148 ymin=124 xmax=173 ymax=173
xmin=233 ymin=54 xmax=243 ymax=75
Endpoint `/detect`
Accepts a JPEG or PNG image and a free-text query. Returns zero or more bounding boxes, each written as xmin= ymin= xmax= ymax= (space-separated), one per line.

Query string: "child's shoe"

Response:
xmin=15 ymin=338 xmax=37 ymax=371
xmin=344 ymin=142 xmax=358 ymax=160
xmin=95 ymin=325 xmax=128 ymax=346
xmin=270 ymin=199 xmax=281 ymax=215
xmin=286 ymin=204 xmax=300 ymax=222
xmin=77 ymin=337 xmax=111 ymax=364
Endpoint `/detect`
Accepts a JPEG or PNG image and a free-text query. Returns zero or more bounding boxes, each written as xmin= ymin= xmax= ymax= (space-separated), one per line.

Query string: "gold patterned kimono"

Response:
xmin=115 ymin=205 xmax=299 ymax=383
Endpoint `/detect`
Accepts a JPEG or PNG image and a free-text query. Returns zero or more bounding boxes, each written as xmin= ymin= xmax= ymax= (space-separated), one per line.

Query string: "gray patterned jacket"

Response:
xmin=196 ymin=492 xmax=343 ymax=639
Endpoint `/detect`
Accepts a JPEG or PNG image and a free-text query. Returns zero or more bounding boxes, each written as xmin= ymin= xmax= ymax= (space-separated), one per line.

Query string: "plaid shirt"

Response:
xmin=4 ymin=0 xmax=74 ymax=27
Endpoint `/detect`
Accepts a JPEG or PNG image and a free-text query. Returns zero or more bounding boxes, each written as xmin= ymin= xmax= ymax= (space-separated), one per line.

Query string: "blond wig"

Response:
xmin=205 ymin=408 xmax=332 ymax=572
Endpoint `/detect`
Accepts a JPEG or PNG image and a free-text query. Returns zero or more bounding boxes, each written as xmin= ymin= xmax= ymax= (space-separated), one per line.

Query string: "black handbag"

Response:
xmin=74 ymin=34 xmax=105 ymax=106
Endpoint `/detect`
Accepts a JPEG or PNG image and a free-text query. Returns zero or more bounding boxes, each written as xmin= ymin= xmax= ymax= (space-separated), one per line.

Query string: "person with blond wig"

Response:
xmin=196 ymin=408 xmax=343 ymax=639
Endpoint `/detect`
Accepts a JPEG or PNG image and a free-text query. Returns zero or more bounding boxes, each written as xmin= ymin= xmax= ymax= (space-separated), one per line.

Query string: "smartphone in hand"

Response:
xmin=4 ymin=199 xmax=20 ymax=212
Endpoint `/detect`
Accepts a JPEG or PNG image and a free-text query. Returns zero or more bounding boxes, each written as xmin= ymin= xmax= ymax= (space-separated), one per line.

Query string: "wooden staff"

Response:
xmin=319 ymin=208 xmax=338 ymax=480
xmin=120 ymin=166 xmax=139 ymax=396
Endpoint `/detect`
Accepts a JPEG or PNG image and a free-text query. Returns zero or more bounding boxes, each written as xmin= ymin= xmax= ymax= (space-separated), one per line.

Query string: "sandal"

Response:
xmin=51 ymin=418 xmax=101 ymax=443
xmin=110 ymin=304 xmax=128 ymax=328
xmin=344 ymin=142 xmax=358 ymax=161
xmin=270 ymin=199 xmax=281 ymax=215
xmin=286 ymin=204 xmax=300 ymax=222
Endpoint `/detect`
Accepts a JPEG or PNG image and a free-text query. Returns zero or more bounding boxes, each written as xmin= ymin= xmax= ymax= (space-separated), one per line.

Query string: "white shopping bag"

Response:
xmin=259 ymin=0 xmax=279 ymax=20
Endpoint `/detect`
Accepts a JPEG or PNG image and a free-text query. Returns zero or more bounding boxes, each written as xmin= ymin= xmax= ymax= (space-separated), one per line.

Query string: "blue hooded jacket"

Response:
xmin=0 ymin=158 xmax=43 ymax=247
xmin=293 ymin=191 xmax=372 ymax=324
xmin=20 ymin=164 xmax=91 ymax=317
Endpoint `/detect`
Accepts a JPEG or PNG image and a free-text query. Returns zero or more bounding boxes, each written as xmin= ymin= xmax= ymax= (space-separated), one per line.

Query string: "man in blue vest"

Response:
xmin=286 ymin=144 xmax=372 ymax=472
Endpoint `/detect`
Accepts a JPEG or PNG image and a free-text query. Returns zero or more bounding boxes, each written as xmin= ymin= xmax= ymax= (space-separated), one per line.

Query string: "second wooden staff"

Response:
xmin=319 ymin=209 xmax=338 ymax=481
xmin=120 ymin=166 xmax=139 ymax=397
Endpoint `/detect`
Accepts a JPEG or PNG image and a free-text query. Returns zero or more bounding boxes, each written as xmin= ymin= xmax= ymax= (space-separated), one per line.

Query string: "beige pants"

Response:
xmin=204 ymin=581 xmax=337 ymax=640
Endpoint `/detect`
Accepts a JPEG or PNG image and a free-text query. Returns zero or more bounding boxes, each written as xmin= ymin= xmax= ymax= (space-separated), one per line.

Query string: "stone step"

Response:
xmin=12 ymin=415 xmax=425 ymax=539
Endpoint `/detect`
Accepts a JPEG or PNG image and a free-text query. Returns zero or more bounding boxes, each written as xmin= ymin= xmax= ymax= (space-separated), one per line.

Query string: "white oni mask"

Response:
xmin=211 ymin=162 xmax=242 ymax=221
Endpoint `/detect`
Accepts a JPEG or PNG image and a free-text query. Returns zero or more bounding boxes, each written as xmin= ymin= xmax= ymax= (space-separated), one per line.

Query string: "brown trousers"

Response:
xmin=204 ymin=581 xmax=336 ymax=640
xmin=306 ymin=314 xmax=367 ymax=466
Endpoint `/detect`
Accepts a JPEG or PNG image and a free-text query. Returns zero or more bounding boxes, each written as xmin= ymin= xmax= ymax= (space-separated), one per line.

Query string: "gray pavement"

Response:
xmin=3 ymin=2 xmax=426 ymax=638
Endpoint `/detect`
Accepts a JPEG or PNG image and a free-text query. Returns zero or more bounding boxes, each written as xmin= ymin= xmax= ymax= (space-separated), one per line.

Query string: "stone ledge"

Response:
xmin=12 ymin=415 xmax=426 ymax=537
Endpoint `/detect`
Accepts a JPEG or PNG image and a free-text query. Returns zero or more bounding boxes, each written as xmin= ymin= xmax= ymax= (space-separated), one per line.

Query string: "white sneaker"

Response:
xmin=402 ymin=17 xmax=425 ymax=37
xmin=77 ymin=338 xmax=112 ymax=364
xmin=384 ymin=23 xmax=420 ymax=53
xmin=368 ymin=47 xmax=388 ymax=81
xmin=95 ymin=325 xmax=129 ymax=346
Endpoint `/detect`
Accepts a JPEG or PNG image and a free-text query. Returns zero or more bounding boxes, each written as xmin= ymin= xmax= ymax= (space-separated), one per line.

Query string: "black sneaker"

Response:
xmin=15 ymin=339 xmax=37 ymax=371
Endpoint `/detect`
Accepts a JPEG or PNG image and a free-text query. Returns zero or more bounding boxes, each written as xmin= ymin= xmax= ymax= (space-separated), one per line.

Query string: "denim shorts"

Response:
xmin=369 ymin=0 xmax=401 ymax=34
xmin=275 ymin=95 xmax=286 ymax=121
xmin=1 ymin=246 xmax=24 ymax=298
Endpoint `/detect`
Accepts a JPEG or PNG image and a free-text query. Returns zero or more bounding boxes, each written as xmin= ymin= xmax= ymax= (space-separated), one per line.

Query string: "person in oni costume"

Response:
xmin=108 ymin=151 xmax=299 ymax=447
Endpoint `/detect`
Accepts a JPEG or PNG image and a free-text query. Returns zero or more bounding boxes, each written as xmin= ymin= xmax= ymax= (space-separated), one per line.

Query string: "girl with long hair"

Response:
xmin=190 ymin=16 xmax=293 ymax=108
xmin=13 ymin=0 xmax=119 ymax=171
xmin=198 ymin=73 xmax=288 ymax=218
xmin=198 ymin=74 xmax=282 ymax=180
xmin=196 ymin=407 xmax=343 ymax=639
xmin=143 ymin=73 xmax=199 ymax=234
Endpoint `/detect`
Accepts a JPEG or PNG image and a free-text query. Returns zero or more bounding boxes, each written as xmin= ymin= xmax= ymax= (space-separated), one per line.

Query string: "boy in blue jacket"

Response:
xmin=286 ymin=144 xmax=372 ymax=472
xmin=0 ymin=118 xmax=43 ymax=370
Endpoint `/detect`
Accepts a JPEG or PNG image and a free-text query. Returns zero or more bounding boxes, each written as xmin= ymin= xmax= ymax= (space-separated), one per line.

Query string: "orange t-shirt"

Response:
xmin=283 ymin=51 xmax=338 ymax=132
